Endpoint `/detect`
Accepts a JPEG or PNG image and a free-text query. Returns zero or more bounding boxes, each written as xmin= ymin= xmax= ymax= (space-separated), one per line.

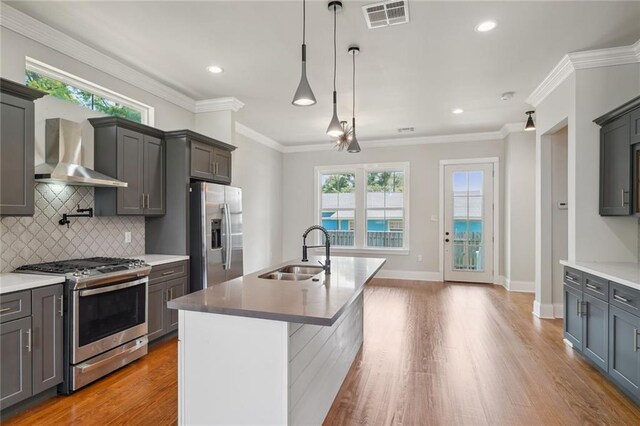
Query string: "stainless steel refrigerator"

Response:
xmin=190 ymin=182 xmax=243 ymax=292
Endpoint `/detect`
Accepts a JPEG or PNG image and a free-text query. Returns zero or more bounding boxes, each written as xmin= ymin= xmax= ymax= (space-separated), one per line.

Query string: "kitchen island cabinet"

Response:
xmin=168 ymin=256 xmax=385 ymax=425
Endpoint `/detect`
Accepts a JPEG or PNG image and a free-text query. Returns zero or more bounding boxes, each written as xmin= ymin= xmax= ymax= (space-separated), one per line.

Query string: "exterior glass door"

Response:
xmin=444 ymin=163 xmax=494 ymax=283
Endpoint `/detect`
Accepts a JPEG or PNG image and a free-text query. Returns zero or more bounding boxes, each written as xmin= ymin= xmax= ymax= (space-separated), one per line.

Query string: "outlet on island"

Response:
xmin=124 ymin=231 xmax=132 ymax=243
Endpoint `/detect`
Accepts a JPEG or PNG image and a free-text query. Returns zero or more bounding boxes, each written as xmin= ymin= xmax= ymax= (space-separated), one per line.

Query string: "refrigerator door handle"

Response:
xmin=224 ymin=203 xmax=232 ymax=270
xmin=221 ymin=204 xmax=228 ymax=270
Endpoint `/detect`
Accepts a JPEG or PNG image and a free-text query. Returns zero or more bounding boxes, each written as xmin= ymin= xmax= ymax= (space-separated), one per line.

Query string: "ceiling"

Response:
xmin=6 ymin=1 xmax=640 ymax=146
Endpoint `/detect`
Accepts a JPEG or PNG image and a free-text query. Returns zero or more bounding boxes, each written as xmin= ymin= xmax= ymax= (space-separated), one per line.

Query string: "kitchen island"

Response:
xmin=168 ymin=255 xmax=385 ymax=425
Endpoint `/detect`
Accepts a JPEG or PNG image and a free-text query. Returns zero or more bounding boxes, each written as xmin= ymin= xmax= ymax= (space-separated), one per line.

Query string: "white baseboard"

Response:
xmin=374 ymin=269 xmax=442 ymax=282
xmin=503 ymin=278 xmax=535 ymax=293
xmin=533 ymin=300 xmax=555 ymax=319
xmin=494 ymin=275 xmax=505 ymax=286
xmin=553 ymin=303 xmax=564 ymax=318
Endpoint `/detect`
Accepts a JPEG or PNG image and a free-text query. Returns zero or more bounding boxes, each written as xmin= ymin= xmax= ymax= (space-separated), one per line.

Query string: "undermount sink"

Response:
xmin=258 ymin=265 xmax=324 ymax=281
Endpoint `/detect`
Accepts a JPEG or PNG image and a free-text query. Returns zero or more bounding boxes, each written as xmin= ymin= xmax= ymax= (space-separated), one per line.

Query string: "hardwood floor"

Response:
xmin=5 ymin=279 xmax=640 ymax=425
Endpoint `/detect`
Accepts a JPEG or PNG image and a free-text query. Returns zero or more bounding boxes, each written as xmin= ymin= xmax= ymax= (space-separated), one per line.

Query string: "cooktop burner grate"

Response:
xmin=15 ymin=257 xmax=142 ymax=274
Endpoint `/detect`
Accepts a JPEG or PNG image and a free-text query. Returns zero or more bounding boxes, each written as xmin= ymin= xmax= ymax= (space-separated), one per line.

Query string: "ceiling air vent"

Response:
xmin=362 ymin=0 xmax=409 ymax=29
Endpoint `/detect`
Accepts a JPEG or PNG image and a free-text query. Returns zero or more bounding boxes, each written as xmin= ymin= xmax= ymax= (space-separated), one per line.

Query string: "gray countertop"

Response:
xmin=167 ymin=256 xmax=386 ymax=326
xmin=560 ymin=260 xmax=640 ymax=291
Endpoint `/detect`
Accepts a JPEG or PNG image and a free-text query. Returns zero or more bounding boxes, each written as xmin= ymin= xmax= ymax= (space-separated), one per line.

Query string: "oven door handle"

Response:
xmin=78 ymin=278 xmax=147 ymax=297
xmin=78 ymin=338 xmax=147 ymax=373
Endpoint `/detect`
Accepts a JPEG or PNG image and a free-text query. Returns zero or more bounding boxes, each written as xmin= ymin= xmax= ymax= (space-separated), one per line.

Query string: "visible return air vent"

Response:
xmin=362 ymin=0 xmax=409 ymax=29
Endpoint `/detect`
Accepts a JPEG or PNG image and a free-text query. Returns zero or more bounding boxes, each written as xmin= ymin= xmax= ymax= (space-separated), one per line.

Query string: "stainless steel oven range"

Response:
xmin=15 ymin=257 xmax=151 ymax=393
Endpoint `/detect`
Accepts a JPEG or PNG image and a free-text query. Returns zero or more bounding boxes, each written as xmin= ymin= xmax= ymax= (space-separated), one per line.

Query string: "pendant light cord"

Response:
xmin=333 ymin=5 xmax=337 ymax=92
xmin=302 ymin=0 xmax=306 ymax=45
xmin=352 ymin=50 xmax=356 ymax=119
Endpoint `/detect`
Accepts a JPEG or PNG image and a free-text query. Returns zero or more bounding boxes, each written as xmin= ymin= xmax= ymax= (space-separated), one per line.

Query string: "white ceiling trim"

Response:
xmin=0 ymin=4 xmax=198 ymax=112
xmin=282 ymin=123 xmax=526 ymax=154
xmin=235 ymin=122 xmax=285 ymax=153
xmin=196 ymin=97 xmax=245 ymax=113
xmin=527 ymin=38 xmax=640 ymax=107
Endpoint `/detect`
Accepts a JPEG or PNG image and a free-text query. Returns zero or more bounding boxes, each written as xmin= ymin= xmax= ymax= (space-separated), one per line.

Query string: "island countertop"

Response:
xmin=167 ymin=256 xmax=385 ymax=326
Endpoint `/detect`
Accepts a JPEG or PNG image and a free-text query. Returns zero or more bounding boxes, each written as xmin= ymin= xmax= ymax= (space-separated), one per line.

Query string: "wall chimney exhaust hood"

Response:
xmin=35 ymin=118 xmax=127 ymax=187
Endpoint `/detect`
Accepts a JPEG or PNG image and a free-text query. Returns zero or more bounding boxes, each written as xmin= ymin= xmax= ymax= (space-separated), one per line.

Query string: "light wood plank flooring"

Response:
xmin=5 ymin=279 xmax=640 ymax=425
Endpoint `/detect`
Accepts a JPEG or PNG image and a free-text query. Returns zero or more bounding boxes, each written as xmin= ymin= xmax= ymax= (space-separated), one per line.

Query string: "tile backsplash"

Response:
xmin=0 ymin=184 xmax=144 ymax=272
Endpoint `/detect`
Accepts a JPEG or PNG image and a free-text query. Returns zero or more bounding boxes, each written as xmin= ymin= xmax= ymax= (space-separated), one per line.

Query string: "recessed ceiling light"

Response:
xmin=475 ymin=21 xmax=496 ymax=32
xmin=452 ymin=108 xmax=464 ymax=114
xmin=206 ymin=65 xmax=224 ymax=74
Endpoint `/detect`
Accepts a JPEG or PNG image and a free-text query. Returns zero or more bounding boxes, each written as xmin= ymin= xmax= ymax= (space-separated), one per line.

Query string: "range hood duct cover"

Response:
xmin=34 ymin=118 xmax=127 ymax=188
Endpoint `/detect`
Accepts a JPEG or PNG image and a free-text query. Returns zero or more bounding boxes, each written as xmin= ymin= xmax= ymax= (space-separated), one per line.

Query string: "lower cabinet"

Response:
xmin=583 ymin=293 xmax=608 ymax=371
xmin=0 ymin=284 xmax=63 ymax=411
xmin=563 ymin=284 xmax=583 ymax=350
xmin=609 ymin=305 xmax=640 ymax=398
xmin=147 ymin=261 xmax=189 ymax=342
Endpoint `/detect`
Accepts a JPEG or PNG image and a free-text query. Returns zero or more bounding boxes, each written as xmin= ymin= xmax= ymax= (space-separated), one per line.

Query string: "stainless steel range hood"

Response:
xmin=35 ymin=118 xmax=127 ymax=187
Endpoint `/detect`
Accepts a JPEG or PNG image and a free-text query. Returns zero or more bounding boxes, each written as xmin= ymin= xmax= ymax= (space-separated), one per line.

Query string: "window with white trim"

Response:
xmin=316 ymin=163 xmax=409 ymax=251
xmin=24 ymin=57 xmax=154 ymax=125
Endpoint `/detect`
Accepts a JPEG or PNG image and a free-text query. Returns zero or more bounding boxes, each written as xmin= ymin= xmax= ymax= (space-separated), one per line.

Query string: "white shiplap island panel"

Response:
xmin=173 ymin=256 xmax=384 ymax=425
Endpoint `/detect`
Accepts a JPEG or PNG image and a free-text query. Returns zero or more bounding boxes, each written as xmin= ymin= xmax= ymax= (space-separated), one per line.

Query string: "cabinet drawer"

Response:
xmin=0 ymin=290 xmax=31 ymax=324
xmin=563 ymin=267 xmax=583 ymax=291
xmin=584 ymin=273 xmax=609 ymax=301
xmin=609 ymin=282 xmax=640 ymax=317
xmin=149 ymin=261 xmax=188 ymax=284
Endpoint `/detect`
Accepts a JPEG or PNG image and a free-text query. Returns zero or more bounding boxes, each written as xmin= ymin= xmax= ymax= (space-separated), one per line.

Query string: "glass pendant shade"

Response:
xmin=292 ymin=44 xmax=316 ymax=106
xmin=524 ymin=111 xmax=536 ymax=131
xmin=347 ymin=118 xmax=361 ymax=153
xmin=326 ymin=91 xmax=344 ymax=137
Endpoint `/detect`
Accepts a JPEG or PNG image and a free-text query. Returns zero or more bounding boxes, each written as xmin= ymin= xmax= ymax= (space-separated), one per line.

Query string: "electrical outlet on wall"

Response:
xmin=124 ymin=232 xmax=131 ymax=244
xmin=417 ymin=254 xmax=423 ymax=262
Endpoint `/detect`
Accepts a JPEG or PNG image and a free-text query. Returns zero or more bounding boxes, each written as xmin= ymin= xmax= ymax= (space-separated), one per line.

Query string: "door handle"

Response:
xmin=622 ymin=189 xmax=629 ymax=207
xmin=634 ymin=328 xmax=639 ymax=352
xmin=146 ymin=194 xmax=150 ymax=209
xmin=0 ymin=307 xmax=11 ymax=313
xmin=585 ymin=283 xmax=598 ymax=291
xmin=141 ymin=193 xmax=145 ymax=208
xmin=58 ymin=295 xmax=64 ymax=317
xmin=26 ymin=328 xmax=32 ymax=352
xmin=613 ymin=294 xmax=631 ymax=304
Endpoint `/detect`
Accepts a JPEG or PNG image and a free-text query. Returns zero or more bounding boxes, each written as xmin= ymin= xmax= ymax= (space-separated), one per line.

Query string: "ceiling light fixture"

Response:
xmin=326 ymin=1 xmax=344 ymax=138
xmin=452 ymin=108 xmax=464 ymax=114
xmin=292 ymin=0 xmax=316 ymax=106
xmin=207 ymin=65 xmax=224 ymax=74
xmin=347 ymin=45 xmax=361 ymax=153
xmin=334 ymin=121 xmax=353 ymax=151
xmin=524 ymin=110 xmax=536 ymax=131
xmin=475 ymin=21 xmax=496 ymax=32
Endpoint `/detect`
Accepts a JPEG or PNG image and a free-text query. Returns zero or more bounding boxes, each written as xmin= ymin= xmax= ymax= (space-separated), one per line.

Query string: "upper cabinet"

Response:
xmin=165 ymin=130 xmax=235 ymax=185
xmin=594 ymin=95 xmax=640 ymax=216
xmin=0 ymin=78 xmax=46 ymax=216
xmin=90 ymin=117 xmax=166 ymax=216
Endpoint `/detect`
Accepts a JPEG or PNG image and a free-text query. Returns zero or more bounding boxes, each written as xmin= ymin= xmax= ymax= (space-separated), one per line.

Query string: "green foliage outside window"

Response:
xmin=25 ymin=70 xmax=143 ymax=123
xmin=321 ymin=173 xmax=355 ymax=193
xmin=367 ymin=171 xmax=404 ymax=193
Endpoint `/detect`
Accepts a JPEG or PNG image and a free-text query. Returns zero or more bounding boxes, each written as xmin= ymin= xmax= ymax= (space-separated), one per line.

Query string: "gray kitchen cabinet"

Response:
xmin=190 ymin=140 xmax=216 ymax=181
xmin=609 ymin=305 xmax=640 ymax=399
xmin=31 ymin=285 xmax=64 ymax=394
xmin=90 ymin=117 xmax=165 ymax=216
xmin=212 ymin=148 xmax=232 ymax=184
xmin=594 ymin=95 xmax=640 ymax=216
xmin=0 ymin=78 xmax=46 ymax=216
xmin=147 ymin=261 xmax=189 ymax=342
xmin=0 ymin=317 xmax=32 ymax=410
xmin=599 ymin=115 xmax=631 ymax=215
xmin=563 ymin=284 xmax=583 ymax=351
xmin=582 ymin=293 xmax=608 ymax=371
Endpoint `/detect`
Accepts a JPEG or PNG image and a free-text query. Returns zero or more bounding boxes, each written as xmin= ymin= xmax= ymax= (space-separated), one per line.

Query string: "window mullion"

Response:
xmin=355 ymin=168 xmax=366 ymax=249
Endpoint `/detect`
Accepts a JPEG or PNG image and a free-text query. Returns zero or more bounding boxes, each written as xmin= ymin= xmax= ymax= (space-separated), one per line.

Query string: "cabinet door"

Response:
xmin=0 ymin=92 xmax=34 ymax=216
xmin=147 ymin=283 xmax=167 ymax=342
xmin=143 ymin=135 xmax=165 ymax=215
xmin=190 ymin=140 xmax=215 ymax=181
xmin=583 ymin=293 xmax=608 ymax=371
xmin=631 ymin=108 xmax=640 ymax=145
xmin=0 ymin=317 xmax=32 ymax=410
xmin=117 ymin=128 xmax=144 ymax=215
xmin=213 ymin=148 xmax=232 ymax=184
xmin=31 ymin=285 xmax=63 ymax=394
xmin=564 ymin=285 xmax=583 ymax=351
xmin=609 ymin=305 xmax=640 ymax=398
xmin=600 ymin=115 xmax=631 ymax=215
xmin=165 ymin=277 xmax=187 ymax=333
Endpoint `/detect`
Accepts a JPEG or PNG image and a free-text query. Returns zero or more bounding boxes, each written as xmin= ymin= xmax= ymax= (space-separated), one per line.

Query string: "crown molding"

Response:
xmin=282 ymin=124 xmax=525 ymax=154
xmin=527 ymin=38 xmax=640 ymax=107
xmin=235 ymin=122 xmax=285 ymax=153
xmin=196 ymin=97 xmax=245 ymax=113
xmin=0 ymin=4 xmax=198 ymax=112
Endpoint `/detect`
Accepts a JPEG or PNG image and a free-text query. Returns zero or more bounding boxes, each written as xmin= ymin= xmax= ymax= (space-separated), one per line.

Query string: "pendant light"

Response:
xmin=326 ymin=1 xmax=344 ymax=138
xmin=292 ymin=0 xmax=316 ymax=106
xmin=347 ymin=46 xmax=361 ymax=153
xmin=524 ymin=110 xmax=536 ymax=131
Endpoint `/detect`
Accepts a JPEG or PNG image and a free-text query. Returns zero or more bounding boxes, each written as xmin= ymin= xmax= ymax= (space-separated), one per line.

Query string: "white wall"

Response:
xmin=504 ymin=131 xmax=536 ymax=291
xmin=551 ymin=127 xmax=568 ymax=313
xmin=282 ymin=140 xmax=505 ymax=278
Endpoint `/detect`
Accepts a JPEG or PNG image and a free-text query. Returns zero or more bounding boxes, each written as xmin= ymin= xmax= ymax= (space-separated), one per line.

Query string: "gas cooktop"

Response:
xmin=15 ymin=257 xmax=146 ymax=275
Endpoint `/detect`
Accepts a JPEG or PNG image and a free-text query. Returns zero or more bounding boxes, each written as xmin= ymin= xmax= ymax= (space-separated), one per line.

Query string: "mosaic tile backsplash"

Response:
xmin=0 ymin=183 xmax=145 ymax=272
